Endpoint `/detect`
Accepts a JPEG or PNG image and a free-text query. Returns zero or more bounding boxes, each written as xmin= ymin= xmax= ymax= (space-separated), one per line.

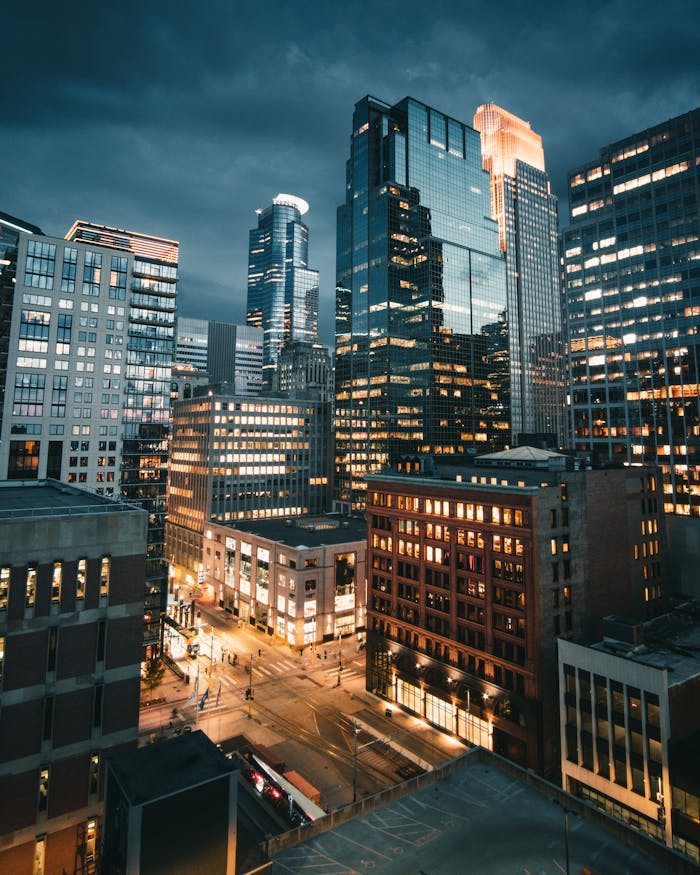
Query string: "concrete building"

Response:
xmin=274 ymin=341 xmax=333 ymax=404
xmin=365 ymin=447 xmax=667 ymax=776
xmin=204 ymin=514 xmax=366 ymax=645
xmin=0 ymin=480 xmax=146 ymax=874
xmin=102 ymin=731 xmax=237 ymax=875
xmin=166 ymin=388 xmax=331 ymax=591
xmin=559 ymin=607 xmax=700 ymax=863
xmin=0 ymin=219 xmax=178 ymax=652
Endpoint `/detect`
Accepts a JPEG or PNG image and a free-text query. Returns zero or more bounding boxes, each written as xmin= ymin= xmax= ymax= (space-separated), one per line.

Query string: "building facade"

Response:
xmin=274 ymin=341 xmax=333 ymax=404
xmin=166 ymin=389 xmax=331 ymax=590
xmin=365 ymin=449 xmax=666 ymax=776
xmin=174 ymin=316 xmax=209 ymax=372
xmin=562 ymin=108 xmax=700 ymax=517
xmin=247 ymin=194 xmax=319 ymax=389
xmin=0 ymin=480 xmax=146 ymax=874
xmin=473 ymin=103 xmax=565 ymax=446
xmin=207 ymin=321 xmax=263 ymax=395
xmin=334 ymin=96 xmax=509 ymax=512
xmin=204 ymin=515 xmax=366 ymax=645
xmin=559 ymin=608 xmax=700 ymax=863
xmin=0 ymin=220 xmax=178 ymax=651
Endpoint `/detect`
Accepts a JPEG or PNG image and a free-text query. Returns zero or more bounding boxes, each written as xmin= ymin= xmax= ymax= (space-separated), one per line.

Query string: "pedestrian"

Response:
xmin=324 ymin=651 xmax=327 ymax=660
xmin=258 ymin=648 xmax=262 ymax=658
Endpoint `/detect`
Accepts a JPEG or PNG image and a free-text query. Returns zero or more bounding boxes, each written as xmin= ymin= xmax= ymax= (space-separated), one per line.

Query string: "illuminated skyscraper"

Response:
xmin=473 ymin=103 xmax=565 ymax=446
xmin=335 ymin=95 xmax=508 ymax=511
xmin=247 ymin=194 xmax=319 ymax=389
xmin=0 ymin=220 xmax=178 ymax=650
xmin=562 ymin=108 xmax=700 ymax=517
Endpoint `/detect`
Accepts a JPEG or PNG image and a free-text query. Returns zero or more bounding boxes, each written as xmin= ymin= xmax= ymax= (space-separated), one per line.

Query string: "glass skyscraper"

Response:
xmin=335 ymin=96 xmax=508 ymax=511
xmin=247 ymin=194 xmax=319 ymax=389
xmin=473 ymin=104 xmax=565 ymax=446
xmin=562 ymin=108 xmax=700 ymax=516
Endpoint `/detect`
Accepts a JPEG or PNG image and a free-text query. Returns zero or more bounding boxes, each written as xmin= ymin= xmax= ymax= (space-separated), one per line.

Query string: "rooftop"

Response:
xmin=217 ymin=515 xmax=367 ymax=548
xmin=0 ymin=480 xmax=140 ymax=520
xmin=108 ymin=730 xmax=236 ymax=806
xmin=267 ymin=748 xmax=673 ymax=875
xmin=593 ymin=602 xmax=700 ymax=686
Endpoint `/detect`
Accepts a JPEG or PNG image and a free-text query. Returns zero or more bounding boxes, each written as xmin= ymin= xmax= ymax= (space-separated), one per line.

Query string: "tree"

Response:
xmin=142 ymin=658 xmax=166 ymax=702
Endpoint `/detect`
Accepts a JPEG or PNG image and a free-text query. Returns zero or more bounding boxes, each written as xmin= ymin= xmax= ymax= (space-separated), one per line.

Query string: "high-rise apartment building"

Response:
xmin=0 ymin=220 xmax=178 ymax=650
xmin=334 ymin=96 xmax=509 ymax=512
xmin=0 ymin=212 xmax=44 ymax=437
xmin=0 ymin=480 xmax=146 ymax=874
xmin=473 ymin=104 xmax=565 ymax=446
xmin=166 ymin=388 xmax=331 ymax=589
xmin=247 ymin=194 xmax=319 ymax=389
xmin=562 ymin=108 xmax=700 ymax=517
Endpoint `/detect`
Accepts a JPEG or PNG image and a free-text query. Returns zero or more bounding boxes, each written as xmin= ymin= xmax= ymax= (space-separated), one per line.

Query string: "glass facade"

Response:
xmin=247 ymin=194 xmax=319 ymax=389
xmin=474 ymin=104 xmax=565 ymax=446
xmin=562 ymin=109 xmax=700 ymax=516
xmin=335 ymin=96 xmax=509 ymax=511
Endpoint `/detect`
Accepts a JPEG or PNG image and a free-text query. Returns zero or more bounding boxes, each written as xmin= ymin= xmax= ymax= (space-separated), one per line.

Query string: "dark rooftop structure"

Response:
xmin=225 ymin=514 xmax=367 ymax=548
xmin=0 ymin=478 xmax=138 ymax=518
xmin=263 ymin=748 xmax=694 ymax=875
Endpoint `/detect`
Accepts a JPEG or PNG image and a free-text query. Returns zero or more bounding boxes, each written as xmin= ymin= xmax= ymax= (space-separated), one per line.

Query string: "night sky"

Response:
xmin=4 ymin=1 xmax=697 ymax=346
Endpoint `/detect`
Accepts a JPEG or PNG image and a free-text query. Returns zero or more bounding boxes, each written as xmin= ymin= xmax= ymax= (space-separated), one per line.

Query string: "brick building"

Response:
xmin=0 ymin=480 xmax=146 ymax=874
xmin=365 ymin=448 xmax=666 ymax=776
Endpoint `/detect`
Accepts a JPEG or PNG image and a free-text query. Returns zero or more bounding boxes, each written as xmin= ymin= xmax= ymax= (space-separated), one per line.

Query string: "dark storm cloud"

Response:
xmin=4 ymin=0 xmax=698 ymax=343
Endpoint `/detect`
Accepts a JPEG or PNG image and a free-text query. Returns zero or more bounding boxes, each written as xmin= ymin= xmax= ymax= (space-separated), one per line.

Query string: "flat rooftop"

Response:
xmin=268 ymin=750 xmax=674 ymax=874
xmin=218 ymin=515 xmax=367 ymax=548
xmin=109 ymin=730 xmax=236 ymax=805
xmin=593 ymin=604 xmax=700 ymax=686
xmin=0 ymin=479 xmax=139 ymax=519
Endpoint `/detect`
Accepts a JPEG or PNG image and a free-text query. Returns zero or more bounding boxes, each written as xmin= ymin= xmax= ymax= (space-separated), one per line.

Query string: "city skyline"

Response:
xmin=3 ymin=1 xmax=697 ymax=346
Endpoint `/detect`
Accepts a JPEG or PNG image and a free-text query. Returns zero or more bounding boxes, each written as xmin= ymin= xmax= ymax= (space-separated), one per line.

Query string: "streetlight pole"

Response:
xmin=247 ymin=653 xmax=254 ymax=719
xmin=563 ymin=807 xmax=570 ymax=875
xmin=337 ymin=629 xmax=342 ymax=686
xmin=352 ymin=721 xmax=358 ymax=803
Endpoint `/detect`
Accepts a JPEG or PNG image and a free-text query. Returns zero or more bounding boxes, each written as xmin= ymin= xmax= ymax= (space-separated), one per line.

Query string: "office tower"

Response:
xmin=0 ymin=220 xmax=178 ymax=651
xmin=275 ymin=341 xmax=333 ymax=403
xmin=175 ymin=316 xmax=209 ymax=371
xmin=208 ymin=321 xmax=263 ymax=395
xmin=335 ymin=96 xmax=508 ymax=512
xmin=473 ymin=104 xmax=565 ymax=446
xmin=559 ymin=608 xmax=700 ymax=861
xmin=247 ymin=194 xmax=319 ymax=389
xmin=365 ymin=449 xmax=666 ymax=776
xmin=0 ymin=480 xmax=146 ymax=874
xmin=205 ymin=515 xmax=366 ymax=642
xmin=562 ymin=108 xmax=700 ymax=517
xmin=0 ymin=212 xmax=44 ymax=436
xmin=166 ymin=389 xmax=331 ymax=589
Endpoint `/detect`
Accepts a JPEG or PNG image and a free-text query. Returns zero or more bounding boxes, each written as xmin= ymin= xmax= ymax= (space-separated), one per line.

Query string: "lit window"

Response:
xmin=0 ymin=567 xmax=9 ymax=611
xmin=51 ymin=562 xmax=62 ymax=604
xmin=100 ymin=557 xmax=110 ymax=598
xmin=77 ymin=559 xmax=87 ymax=600
xmin=550 ymin=539 xmax=557 ymax=556
xmin=38 ymin=767 xmax=50 ymax=812
xmin=26 ymin=565 xmax=37 ymax=608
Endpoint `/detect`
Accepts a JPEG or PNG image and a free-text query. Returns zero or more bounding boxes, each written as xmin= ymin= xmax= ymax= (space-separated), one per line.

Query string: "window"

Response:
xmin=89 ymin=753 xmax=100 ymax=795
xmin=100 ymin=557 xmax=110 ymax=598
xmin=42 ymin=695 xmax=54 ymax=741
xmin=93 ymin=683 xmax=103 ymax=727
xmin=51 ymin=562 xmax=62 ymax=604
xmin=76 ymin=559 xmax=87 ymax=600
xmin=96 ymin=619 xmax=106 ymax=663
xmin=82 ymin=252 xmax=102 ymax=296
xmin=550 ymin=538 xmax=557 ymax=556
xmin=0 ymin=634 xmax=4 ymax=682
xmin=55 ymin=313 xmax=72 ymax=355
xmin=47 ymin=627 xmax=58 ymax=672
xmin=38 ymin=767 xmax=50 ymax=812
xmin=61 ymin=247 xmax=77 ymax=292
xmin=25 ymin=240 xmax=56 ymax=289
xmin=109 ymin=256 xmax=127 ymax=300
xmin=26 ymin=565 xmax=37 ymax=608
xmin=0 ymin=567 xmax=9 ymax=610
xmin=19 ymin=309 xmax=51 ymax=353
xmin=13 ymin=372 xmax=45 ymax=416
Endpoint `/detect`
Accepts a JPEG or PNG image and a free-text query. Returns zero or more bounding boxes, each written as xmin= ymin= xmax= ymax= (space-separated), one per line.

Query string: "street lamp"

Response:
xmin=337 ymin=629 xmax=343 ymax=687
xmin=352 ymin=720 xmax=359 ymax=803
xmin=553 ymin=799 xmax=574 ymax=875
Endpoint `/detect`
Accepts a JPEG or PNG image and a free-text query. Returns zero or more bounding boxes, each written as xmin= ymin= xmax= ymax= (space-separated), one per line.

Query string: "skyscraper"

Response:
xmin=0 ymin=220 xmax=178 ymax=651
xmin=335 ymin=96 xmax=508 ymax=511
xmin=562 ymin=108 xmax=700 ymax=517
xmin=473 ymin=104 xmax=565 ymax=446
xmin=207 ymin=321 xmax=263 ymax=394
xmin=247 ymin=194 xmax=319 ymax=389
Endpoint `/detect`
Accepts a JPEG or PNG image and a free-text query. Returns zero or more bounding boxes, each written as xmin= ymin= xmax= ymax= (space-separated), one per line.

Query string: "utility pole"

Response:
xmin=352 ymin=721 xmax=358 ymax=803
xmin=337 ymin=630 xmax=342 ymax=686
